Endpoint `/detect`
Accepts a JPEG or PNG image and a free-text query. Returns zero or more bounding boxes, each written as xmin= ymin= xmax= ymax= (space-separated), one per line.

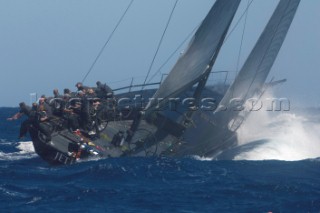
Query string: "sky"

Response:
xmin=0 ymin=0 xmax=319 ymax=107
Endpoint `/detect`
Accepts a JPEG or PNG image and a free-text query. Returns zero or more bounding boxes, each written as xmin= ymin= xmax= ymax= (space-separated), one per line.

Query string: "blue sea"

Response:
xmin=1 ymin=107 xmax=320 ymax=212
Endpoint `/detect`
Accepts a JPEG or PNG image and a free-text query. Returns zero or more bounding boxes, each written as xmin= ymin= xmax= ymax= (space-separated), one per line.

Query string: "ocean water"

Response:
xmin=1 ymin=107 xmax=320 ymax=212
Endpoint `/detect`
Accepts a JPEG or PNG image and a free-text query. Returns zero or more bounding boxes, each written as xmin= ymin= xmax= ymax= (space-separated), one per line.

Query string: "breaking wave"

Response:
xmin=0 ymin=141 xmax=36 ymax=161
xmin=235 ymin=109 xmax=320 ymax=161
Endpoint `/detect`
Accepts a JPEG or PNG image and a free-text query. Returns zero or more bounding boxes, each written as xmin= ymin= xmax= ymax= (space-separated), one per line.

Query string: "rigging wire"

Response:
xmin=236 ymin=0 xmax=250 ymax=74
xmin=146 ymin=25 xmax=198 ymax=84
xmin=146 ymin=0 xmax=254 ymax=85
xmin=82 ymin=0 xmax=135 ymax=83
xmin=230 ymin=0 xmax=251 ymax=101
xmin=141 ymin=0 xmax=179 ymax=89
xmin=225 ymin=0 xmax=254 ymax=42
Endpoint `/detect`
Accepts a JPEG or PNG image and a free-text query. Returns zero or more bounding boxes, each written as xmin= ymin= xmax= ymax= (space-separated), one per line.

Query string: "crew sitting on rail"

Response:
xmin=9 ymin=81 xmax=114 ymax=138
xmin=38 ymin=96 xmax=52 ymax=122
xmin=75 ymin=82 xmax=90 ymax=93
xmin=86 ymin=88 xmax=96 ymax=99
xmin=53 ymin=89 xmax=61 ymax=99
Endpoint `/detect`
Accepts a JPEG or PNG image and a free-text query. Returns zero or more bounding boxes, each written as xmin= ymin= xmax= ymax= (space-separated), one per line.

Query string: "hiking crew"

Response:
xmin=9 ymin=81 xmax=114 ymax=140
xmin=7 ymin=102 xmax=34 ymax=139
xmin=75 ymin=82 xmax=90 ymax=93
xmin=38 ymin=96 xmax=52 ymax=122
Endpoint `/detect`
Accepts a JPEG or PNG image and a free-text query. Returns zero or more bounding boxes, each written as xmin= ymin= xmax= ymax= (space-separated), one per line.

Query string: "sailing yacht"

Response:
xmin=28 ymin=0 xmax=301 ymax=165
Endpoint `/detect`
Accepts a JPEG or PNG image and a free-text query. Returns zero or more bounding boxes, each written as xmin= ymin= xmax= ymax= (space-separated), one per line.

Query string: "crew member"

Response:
xmin=96 ymin=81 xmax=113 ymax=98
xmin=53 ymin=89 xmax=61 ymax=98
xmin=7 ymin=102 xmax=34 ymax=139
xmin=75 ymin=82 xmax=90 ymax=93
xmin=73 ymin=91 xmax=92 ymax=134
xmin=63 ymin=94 xmax=81 ymax=132
xmin=38 ymin=96 xmax=53 ymax=121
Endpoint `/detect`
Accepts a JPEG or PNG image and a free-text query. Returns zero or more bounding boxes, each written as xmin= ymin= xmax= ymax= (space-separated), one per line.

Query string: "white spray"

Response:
xmin=0 ymin=141 xmax=36 ymax=161
xmin=235 ymin=92 xmax=320 ymax=161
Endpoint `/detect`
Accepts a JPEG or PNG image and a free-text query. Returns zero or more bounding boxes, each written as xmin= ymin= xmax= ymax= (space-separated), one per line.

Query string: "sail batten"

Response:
xmin=145 ymin=0 xmax=241 ymax=112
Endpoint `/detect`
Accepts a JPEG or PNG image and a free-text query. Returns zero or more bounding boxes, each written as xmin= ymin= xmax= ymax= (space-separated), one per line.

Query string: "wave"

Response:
xmin=192 ymin=155 xmax=215 ymax=161
xmin=0 ymin=141 xmax=36 ymax=161
xmin=234 ymin=109 xmax=320 ymax=161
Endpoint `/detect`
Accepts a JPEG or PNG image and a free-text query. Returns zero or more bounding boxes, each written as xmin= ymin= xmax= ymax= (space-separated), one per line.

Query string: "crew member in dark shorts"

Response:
xmin=7 ymin=102 xmax=35 ymax=139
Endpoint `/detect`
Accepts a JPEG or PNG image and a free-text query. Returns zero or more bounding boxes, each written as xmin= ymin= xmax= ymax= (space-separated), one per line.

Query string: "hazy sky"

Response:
xmin=0 ymin=0 xmax=319 ymax=107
